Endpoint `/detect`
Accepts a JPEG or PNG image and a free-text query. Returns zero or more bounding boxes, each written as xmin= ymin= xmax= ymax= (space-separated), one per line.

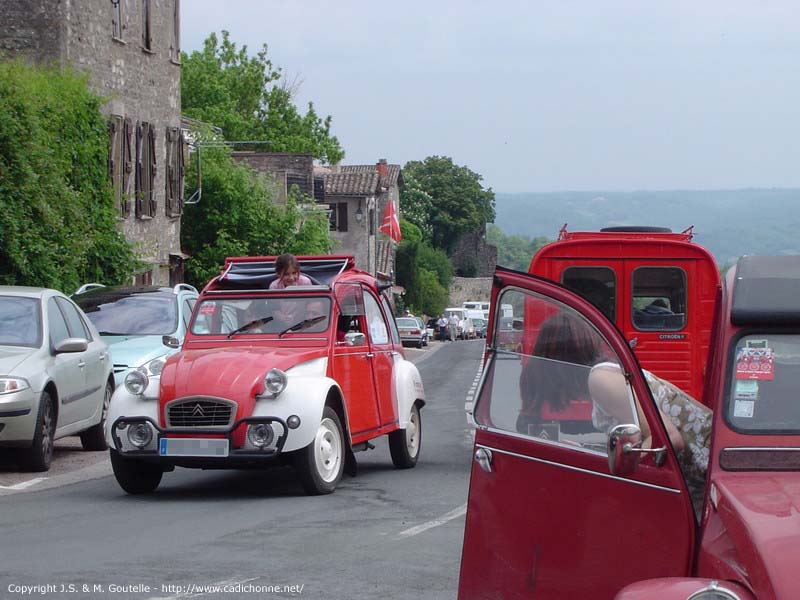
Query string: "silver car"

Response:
xmin=0 ymin=287 xmax=113 ymax=471
xmin=396 ymin=317 xmax=427 ymax=348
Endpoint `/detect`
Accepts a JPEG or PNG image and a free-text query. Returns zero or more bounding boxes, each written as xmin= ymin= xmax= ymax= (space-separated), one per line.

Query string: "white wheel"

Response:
xmin=295 ymin=407 xmax=345 ymax=494
xmin=389 ymin=402 xmax=422 ymax=469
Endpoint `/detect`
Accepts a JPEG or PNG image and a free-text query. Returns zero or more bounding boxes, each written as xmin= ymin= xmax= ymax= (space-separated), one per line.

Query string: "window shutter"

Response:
xmin=338 ymin=202 xmax=348 ymax=232
xmin=107 ymin=119 xmax=117 ymax=181
xmin=165 ymin=127 xmax=174 ymax=216
xmin=148 ymin=125 xmax=157 ymax=216
xmin=177 ymin=129 xmax=185 ymax=214
xmin=135 ymin=122 xmax=144 ymax=217
xmin=122 ymin=117 xmax=133 ymax=216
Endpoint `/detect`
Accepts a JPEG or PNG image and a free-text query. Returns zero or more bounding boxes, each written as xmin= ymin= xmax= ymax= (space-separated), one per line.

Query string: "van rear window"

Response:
xmin=631 ymin=267 xmax=686 ymax=331
xmin=562 ymin=267 xmax=616 ymax=322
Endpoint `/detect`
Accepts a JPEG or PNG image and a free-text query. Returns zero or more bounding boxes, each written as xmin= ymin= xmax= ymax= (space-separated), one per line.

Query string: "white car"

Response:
xmin=0 ymin=287 xmax=113 ymax=471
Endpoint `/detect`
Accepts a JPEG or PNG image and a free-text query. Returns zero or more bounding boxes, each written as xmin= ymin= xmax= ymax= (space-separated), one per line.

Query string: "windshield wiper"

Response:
xmin=226 ymin=317 xmax=274 ymax=339
xmin=278 ymin=315 xmax=327 ymax=338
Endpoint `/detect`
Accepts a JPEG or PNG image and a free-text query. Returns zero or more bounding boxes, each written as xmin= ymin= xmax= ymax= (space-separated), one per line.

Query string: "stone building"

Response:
xmin=0 ymin=0 xmax=185 ymax=285
xmin=450 ymin=225 xmax=498 ymax=278
xmin=231 ymin=152 xmax=314 ymax=204
xmin=324 ymin=160 xmax=403 ymax=285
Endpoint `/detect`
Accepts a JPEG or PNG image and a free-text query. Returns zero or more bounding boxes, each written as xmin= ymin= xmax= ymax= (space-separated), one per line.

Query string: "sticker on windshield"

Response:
xmin=199 ymin=302 xmax=216 ymax=314
xmin=735 ymin=343 xmax=775 ymax=381
xmin=733 ymin=399 xmax=755 ymax=418
xmin=734 ymin=380 xmax=759 ymax=401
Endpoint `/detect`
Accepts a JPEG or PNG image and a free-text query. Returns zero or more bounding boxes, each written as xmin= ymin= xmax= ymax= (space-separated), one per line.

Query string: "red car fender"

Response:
xmin=615 ymin=577 xmax=754 ymax=600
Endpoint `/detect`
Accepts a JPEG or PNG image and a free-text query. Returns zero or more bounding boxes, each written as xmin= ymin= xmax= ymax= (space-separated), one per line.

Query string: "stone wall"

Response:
xmin=0 ymin=0 xmax=183 ymax=285
xmin=450 ymin=227 xmax=497 ymax=278
xmin=448 ymin=277 xmax=492 ymax=308
xmin=231 ymin=152 xmax=314 ymax=202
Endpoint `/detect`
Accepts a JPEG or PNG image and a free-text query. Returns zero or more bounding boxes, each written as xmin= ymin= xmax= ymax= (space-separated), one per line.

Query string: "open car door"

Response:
xmin=458 ymin=267 xmax=696 ymax=599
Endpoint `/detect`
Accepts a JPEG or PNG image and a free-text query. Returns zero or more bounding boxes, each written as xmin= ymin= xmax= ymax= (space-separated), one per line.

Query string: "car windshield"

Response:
xmin=726 ymin=333 xmax=800 ymax=434
xmin=75 ymin=290 xmax=178 ymax=335
xmin=0 ymin=296 xmax=41 ymax=347
xmin=191 ymin=296 xmax=331 ymax=336
xmin=396 ymin=318 xmax=419 ymax=328
xmin=473 ymin=318 xmax=485 ymax=327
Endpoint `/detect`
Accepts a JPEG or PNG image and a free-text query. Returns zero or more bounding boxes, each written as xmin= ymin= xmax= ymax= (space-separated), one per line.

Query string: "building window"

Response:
xmin=135 ymin=121 xmax=156 ymax=218
xmin=165 ymin=126 xmax=184 ymax=217
xmin=328 ymin=202 xmax=348 ymax=232
xmin=170 ymin=0 xmax=180 ymax=62
xmin=369 ymin=207 xmax=375 ymax=235
xmin=141 ymin=0 xmax=152 ymax=51
xmin=112 ymin=0 xmax=124 ymax=40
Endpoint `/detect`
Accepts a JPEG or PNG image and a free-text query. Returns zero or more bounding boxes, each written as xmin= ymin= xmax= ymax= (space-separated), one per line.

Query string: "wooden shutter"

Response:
xmin=177 ymin=130 xmax=185 ymax=214
xmin=107 ymin=119 xmax=117 ymax=181
xmin=338 ymin=202 xmax=348 ymax=232
xmin=135 ymin=122 xmax=144 ymax=217
xmin=122 ymin=118 xmax=133 ymax=216
xmin=148 ymin=124 xmax=157 ymax=216
xmin=165 ymin=127 xmax=174 ymax=216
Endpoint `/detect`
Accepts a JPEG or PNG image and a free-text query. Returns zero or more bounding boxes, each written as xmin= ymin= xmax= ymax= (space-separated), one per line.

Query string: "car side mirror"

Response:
xmin=344 ymin=332 xmax=366 ymax=347
xmin=162 ymin=335 xmax=180 ymax=348
xmin=54 ymin=338 xmax=88 ymax=354
xmin=607 ymin=424 xmax=644 ymax=476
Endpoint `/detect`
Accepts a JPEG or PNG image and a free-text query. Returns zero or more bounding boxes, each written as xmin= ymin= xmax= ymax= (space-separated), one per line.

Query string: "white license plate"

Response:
xmin=159 ymin=438 xmax=229 ymax=457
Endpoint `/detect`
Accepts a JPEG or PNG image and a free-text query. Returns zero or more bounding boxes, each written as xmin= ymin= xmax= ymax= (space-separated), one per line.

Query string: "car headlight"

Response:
xmin=247 ymin=423 xmax=275 ymax=448
xmin=124 ymin=370 xmax=149 ymax=396
xmin=127 ymin=423 xmax=154 ymax=449
xmin=0 ymin=377 xmax=30 ymax=395
xmin=263 ymin=368 xmax=287 ymax=397
xmin=688 ymin=582 xmax=742 ymax=600
xmin=138 ymin=355 xmax=167 ymax=377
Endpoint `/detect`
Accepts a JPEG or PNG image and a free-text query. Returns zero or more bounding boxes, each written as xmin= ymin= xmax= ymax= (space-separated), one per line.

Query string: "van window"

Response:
xmin=632 ymin=267 xmax=687 ymax=331
xmin=562 ymin=267 xmax=616 ymax=322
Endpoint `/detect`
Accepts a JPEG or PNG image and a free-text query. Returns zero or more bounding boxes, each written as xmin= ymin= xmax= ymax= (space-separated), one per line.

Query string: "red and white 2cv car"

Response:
xmin=106 ymin=255 xmax=425 ymax=495
xmin=460 ymin=253 xmax=800 ymax=599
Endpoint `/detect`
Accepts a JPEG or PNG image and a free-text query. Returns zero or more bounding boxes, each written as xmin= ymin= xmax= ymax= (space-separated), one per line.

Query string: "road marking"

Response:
xmin=464 ymin=363 xmax=484 ymax=427
xmin=397 ymin=503 xmax=467 ymax=538
xmin=0 ymin=477 xmax=47 ymax=490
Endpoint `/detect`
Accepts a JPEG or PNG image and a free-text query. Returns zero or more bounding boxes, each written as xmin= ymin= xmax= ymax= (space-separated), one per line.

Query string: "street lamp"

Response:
xmin=355 ymin=200 xmax=363 ymax=223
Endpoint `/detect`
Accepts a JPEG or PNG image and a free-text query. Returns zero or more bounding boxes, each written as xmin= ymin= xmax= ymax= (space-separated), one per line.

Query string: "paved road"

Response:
xmin=0 ymin=339 xmax=485 ymax=600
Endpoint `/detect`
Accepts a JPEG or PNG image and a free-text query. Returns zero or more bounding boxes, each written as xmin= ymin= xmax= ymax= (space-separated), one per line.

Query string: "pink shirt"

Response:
xmin=269 ymin=274 xmax=313 ymax=289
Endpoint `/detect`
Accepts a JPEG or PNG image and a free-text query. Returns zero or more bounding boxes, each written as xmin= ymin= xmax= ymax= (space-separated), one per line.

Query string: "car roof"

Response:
xmin=731 ymin=255 xmax=800 ymax=326
xmin=0 ymin=286 xmax=54 ymax=298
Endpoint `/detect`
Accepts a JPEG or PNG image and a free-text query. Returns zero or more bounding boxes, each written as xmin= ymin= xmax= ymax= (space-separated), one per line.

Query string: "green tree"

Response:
xmin=0 ymin=60 xmax=137 ymax=291
xmin=181 ymin=31 xmax=344 ymax=163
xmin=486 ymin=224 xmax=550 ymax=271
xmin=402 ymin=156 xmax=495 ymax=254
xmin=418 ymin=243 xmax=453 ymax=289
xmin=181 ymin=147 xmax=331 ymax=287
xmin=399 ymin=173 xmax=434 ymax=239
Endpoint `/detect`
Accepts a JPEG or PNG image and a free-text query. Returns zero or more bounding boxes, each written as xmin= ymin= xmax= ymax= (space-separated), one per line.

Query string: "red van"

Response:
xmin=459 ymin=255 xmax=800 ymax=599
xmin=528 ymin=225 xmax=720 ymax=404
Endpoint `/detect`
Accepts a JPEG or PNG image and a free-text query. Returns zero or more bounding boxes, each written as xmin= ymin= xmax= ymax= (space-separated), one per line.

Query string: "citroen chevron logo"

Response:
xmin=191 ymin=404 xmax=205 ymax=417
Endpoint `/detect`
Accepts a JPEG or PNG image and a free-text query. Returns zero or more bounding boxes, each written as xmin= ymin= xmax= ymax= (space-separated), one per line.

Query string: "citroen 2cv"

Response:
xmin=459 ymin=255 xmax=800 ymax=599
xmin=106 ymin=255 xmax=425 ymax=495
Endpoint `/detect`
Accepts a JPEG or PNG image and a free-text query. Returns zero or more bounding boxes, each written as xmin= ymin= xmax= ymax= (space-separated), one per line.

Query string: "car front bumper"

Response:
xmin=0 ymin=388 xmax=37 ymax=445
xmin=109 ymin=415 xmax=290 ymax=467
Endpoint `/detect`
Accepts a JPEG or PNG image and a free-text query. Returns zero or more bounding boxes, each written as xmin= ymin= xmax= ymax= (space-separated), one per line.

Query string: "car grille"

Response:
xmin=166 ymin=397 xmax=236 ymax=428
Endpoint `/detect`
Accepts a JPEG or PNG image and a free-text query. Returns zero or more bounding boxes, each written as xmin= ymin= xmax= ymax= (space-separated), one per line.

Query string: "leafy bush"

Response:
xmin=0 ymin=60 xmax=137 ymax=291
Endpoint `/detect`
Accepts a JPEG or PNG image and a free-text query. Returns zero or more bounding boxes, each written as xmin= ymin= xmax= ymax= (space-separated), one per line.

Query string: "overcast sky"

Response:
xmin=181 ymin=1 xmax=800 ymax=193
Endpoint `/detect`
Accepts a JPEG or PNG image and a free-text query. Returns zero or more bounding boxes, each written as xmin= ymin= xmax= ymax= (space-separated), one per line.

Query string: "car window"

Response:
xmin=476 ymin=287 xmax=639 ymax=454
xmin=190 ymin=297 xmax=331 ymax=335
xmin=396 ymin=318 xmax=418 ymax=327
xmin=632 ymin=267 xmax=687 ymax=331
xmin=0 ymin=296 xmax=41 ymax=347
xmin=363 ymin=292 xmax=388 ymax=345
xmin=562 ymin=266 xmax=616 ymax=322
xmin=726 ymin=334 xmax=800 ymax=433
xmin=381 ymin=296 xmax=401 ymax=345
xmin=182 ymin=298 xmax=194 ymax=329
xmin=76 ymin=290 xmax=178 ymax=335
xmin=55 ymin=297 xmax=91 ymax=340
xmin=47 ymin=297 xmax=71 ymax=347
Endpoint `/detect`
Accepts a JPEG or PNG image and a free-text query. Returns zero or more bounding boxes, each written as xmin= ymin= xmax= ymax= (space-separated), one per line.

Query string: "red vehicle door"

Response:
xmin=332 ymin=283 xmax=381 ymax=436
xmin=362 ymin=289 xmax=397 ymax=427
xmin=459 ymin=268 xmax=695 ymax=600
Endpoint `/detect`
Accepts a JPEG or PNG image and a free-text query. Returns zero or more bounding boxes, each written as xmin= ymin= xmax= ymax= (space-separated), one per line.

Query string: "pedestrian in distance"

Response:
xmin=448 ymin=312 xmax=459 ymax=342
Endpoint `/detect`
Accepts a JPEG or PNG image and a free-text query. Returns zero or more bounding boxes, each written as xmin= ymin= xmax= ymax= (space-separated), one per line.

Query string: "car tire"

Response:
xmin=294 ymin=406 xmax=344 ymax=495
xmin=19 ymin=390 xmax=55 ymax=472
xmin=110 ymin=449 xmax=163 ymax=494
xmin=389 ymin=402 xmax=421 ymax=469
xmin=417 ymin=339 xmax=423 ymax=348
xmin=80 ymin=380 xmax=112 ymax=451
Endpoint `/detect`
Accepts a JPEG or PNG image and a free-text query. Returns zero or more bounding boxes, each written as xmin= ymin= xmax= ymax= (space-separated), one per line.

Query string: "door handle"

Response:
xmin=365 ymin=352 xmax=374 ymax=358
xmin=475 ymin=447 xmax=493 ymax=473
xmin=99 ymin=353 xmax=106 ymax=361
xmin=77 ymin=361 xmax=86 ymax=368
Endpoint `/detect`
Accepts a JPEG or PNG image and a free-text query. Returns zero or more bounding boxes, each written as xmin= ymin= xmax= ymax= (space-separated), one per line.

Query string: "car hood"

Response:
xmin=159 ymin=346 xmax=329 ymax=416
xmin=711 ymin=472 xmax=800 ymax=598
xmin=0 ymin=346 xmax=36 ymax=373
xmin=102 ymin=334 xmax=173 ymax=368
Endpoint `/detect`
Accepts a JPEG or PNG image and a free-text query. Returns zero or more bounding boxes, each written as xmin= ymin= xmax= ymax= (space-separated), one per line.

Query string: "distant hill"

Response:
xmin=493 ymin=189 xmax=800 ymax=266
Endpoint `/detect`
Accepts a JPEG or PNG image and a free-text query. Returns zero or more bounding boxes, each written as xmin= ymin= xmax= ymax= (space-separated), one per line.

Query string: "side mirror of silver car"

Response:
xmin=54 ymin=338 xmax=88 ymax=354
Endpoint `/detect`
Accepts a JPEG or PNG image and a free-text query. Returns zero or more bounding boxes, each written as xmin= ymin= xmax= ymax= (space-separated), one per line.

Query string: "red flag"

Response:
xmin=379 ymin=200 xmax=402 ymax=242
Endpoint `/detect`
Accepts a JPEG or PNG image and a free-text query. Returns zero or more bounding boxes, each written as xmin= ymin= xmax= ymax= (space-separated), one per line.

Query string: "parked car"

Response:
xmin=426 ymin=318 xmax=440 ymax=341
xmin=465 ymin=310 xmax=487 ymax=338
xmin=460 ymin=255 xmax=800 ymax=600
xmin=397 ymin=316 xmax=427 ymax=348
xmin=460 ymin=317 xmax=476 ymax=340
xmin=417 ymin=317 xmax=433 ymax=345
xmin=106 ymin=255 xmax=425 ymax=495
xmin=73 ymin=284 xmax=199 ymax=387
xmin=0 ymin=287 xmax=113 ymax=471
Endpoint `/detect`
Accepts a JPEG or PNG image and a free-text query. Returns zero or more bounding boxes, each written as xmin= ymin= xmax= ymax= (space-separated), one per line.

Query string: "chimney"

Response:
xmin=376 ymin=158 xmax=389 ymax=180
